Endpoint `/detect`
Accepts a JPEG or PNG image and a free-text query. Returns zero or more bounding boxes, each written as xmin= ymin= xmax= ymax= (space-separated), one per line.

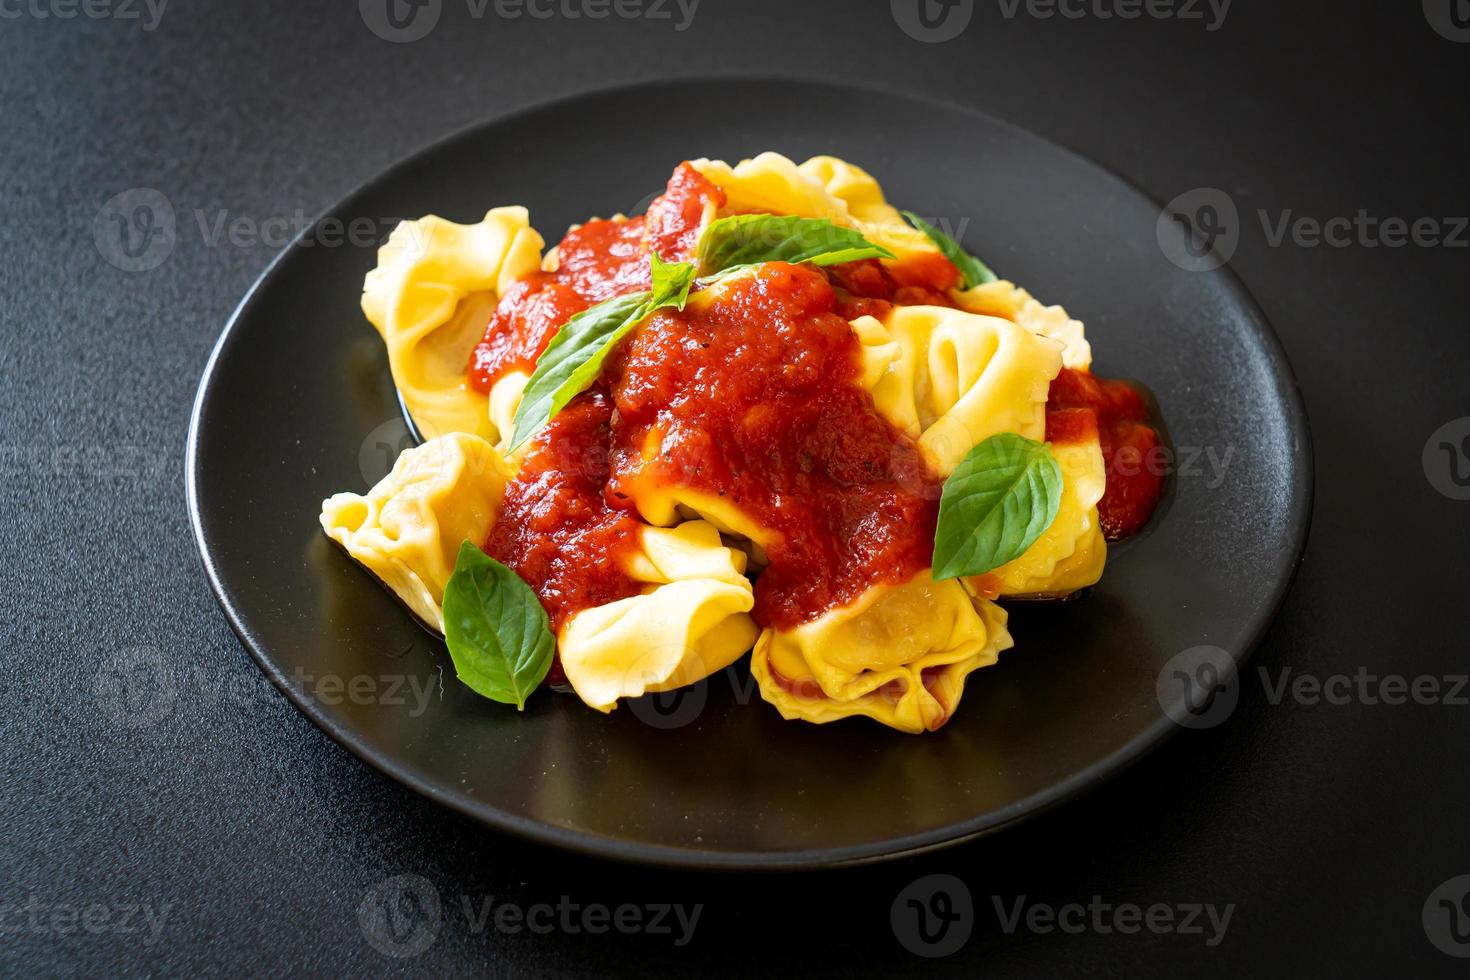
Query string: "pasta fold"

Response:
xmin=623 ymin=478 xmax=777 ymax=557
xmin=329 ymin=154 xmax=1131 ymax=731
xmin=689 ymin=153 xmax=940 ymax=263
xmin=796 ymin=155 xmax=940 ymax=261
xmin=953 ymin=279 xmax=1093 ymax=370
xmin=319 ymin=433 xmax=512 ymax=632
xmin=851 ymin=305 xmax=1064 ymax=476
xmin=558 ymin=521 xmax=759 ymax=713
xmin=486 ymin=370 xmax=530 ymax=451
xmin=689 ymin=152 xmax=848 ymax=223
xmin=361 ymin=207 xmax=544 ymax=440
xmin=750 ymin=573 xmax=1013 ymax=733
xmin=977 ymin=420 xmax=1108 ymax=599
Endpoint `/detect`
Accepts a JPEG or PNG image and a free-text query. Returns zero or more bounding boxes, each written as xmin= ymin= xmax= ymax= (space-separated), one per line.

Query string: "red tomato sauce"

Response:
xmin=467 ymin=163 xmax=725 ymax=391
xmin=1046 ymin=367 xmax=1164 ymax=540
xmin=605 ymin=262 xmax=943 ymax=630
xmin=481 ymin=391 xmax=644 ymax=634
xmin=828 ymin=253 xmax=960 ymax=321
xmin=471 ymin=161 xmax=1165 ymax=646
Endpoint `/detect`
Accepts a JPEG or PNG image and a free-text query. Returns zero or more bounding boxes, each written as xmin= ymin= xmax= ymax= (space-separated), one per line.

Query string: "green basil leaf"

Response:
xmin=508 ymin=254 xmax=697 ymax=450
xmin=648 ymin=251 xmax=696 ymax=309
xmin=932 ymin=433 xmax=1063 ymax=580
xmin=696 ymin=214 xmax=894 ymax=274
xmin=900 ymin=210 xmax=998 ymax=288
xmin=506 ymin=290 xmax=649 ymax=450
xmin=441 ymin=541 xmax=554 ymax=709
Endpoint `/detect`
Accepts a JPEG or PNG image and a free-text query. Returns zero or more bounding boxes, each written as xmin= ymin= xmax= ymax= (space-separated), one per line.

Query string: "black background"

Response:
xmin=2 ymin=0 xmax=1467 ymax=976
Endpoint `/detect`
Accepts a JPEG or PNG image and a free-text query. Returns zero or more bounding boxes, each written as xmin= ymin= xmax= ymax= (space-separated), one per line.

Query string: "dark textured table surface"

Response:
xmin=3 ymin=1 xmax=1467 ymax=976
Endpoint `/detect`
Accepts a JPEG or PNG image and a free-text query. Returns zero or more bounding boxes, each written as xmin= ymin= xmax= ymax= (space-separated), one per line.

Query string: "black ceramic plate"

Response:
xmin=187 ymin=79 xmax=1311 ymax=870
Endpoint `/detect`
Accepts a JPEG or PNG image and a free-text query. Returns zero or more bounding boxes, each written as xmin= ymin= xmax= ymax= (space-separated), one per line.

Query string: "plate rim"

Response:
xmin=185 ymin=75 xmax=1315 ymax=871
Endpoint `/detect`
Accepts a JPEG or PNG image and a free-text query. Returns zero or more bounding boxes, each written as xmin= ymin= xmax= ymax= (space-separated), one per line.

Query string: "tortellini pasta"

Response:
xmin=690 ymin=153 xmax=940 ymax=264
xmin=692 ymin=153 xmax=1092 ymax=370
xmin=851 ymin=305 xmax=1064 ymax=477
xmin=322 ymin=151 xmax=1154 ymax=734
xmin=559 ymin=521 xmax=759 ymax=712
xmin=624 ymin=482 xmax=777 ymax=558
xmin=978 ymin=425 xmax=1108 ymax=598
xmin=605 ymin=267 xmax=779 ymax=556
xmin=850 ymin=304 xmax=1104 ymax=598
xmin=320 ymin=433 xmax=512 ymax=632
xmin=485 ymin=369 xmax=530 ymax=452
xmin=361 ymin=207 xmax=544 ymax=441
xmin=796 ymin=155 xmax=940 ymax=262
xmin=750 ymin=572 xmax=1014 ymax=734
xmin=953 ymin=279 xmax=1093 ymax=370
xmin=689 ymin=153 xmax=847 ymax=224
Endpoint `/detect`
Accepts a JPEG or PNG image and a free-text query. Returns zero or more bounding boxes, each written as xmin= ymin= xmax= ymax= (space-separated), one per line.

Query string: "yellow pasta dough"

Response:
xmin=559 ymin=521 xmax=759 ymax=712
xmin=319 ymin=152 xmax=1151 ymax=733
xmin=796 ymin=154 xmax=939 ymax=261
xmin=690 ymin=152 xmax=940 ymax=264
xmin=319 ymin=433 xmax=512 ymax=632
xmin=851 ymin=304 xmax=1065 ymax=476
xmin=953 ymin=279 xmax=1093 ymax=370
xmin=485 ymin=369 xmax=530 ymax=451
xmin=689 ymin=152 xmax=847 ymax=223
xmin=361 ymin=207 xmax=544 ymax=441
xmin=982 ymin=431 xmax=1108 ymax=598
xmin=750 ymin=572 xmax=1013 ymax=733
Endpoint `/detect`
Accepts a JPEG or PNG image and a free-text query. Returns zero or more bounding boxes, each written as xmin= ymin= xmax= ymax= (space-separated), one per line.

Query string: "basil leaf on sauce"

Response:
xmin=507 ymin=255 xmax=695 ymax=451
xmin=696 ymin=214 xmax=894 ymax=274
xmin=900 ymin=210 xmax=998 ymax=288
xmin=507 ymin=290 xmax=649 ymax=451
xmin=441 ymin=541 xmax=554 ymax=710
xmin=932 ymin=433 xmax=1063 ymax=580
xmin=648 ymin=250 xmax=696 ymax=310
